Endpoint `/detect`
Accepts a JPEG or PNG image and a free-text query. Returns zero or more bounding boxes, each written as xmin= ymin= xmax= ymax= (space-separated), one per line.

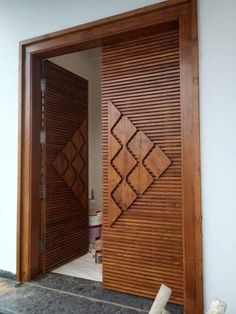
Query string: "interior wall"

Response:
xmin=50 ymin=50 xmax=102 ymax=209
xmin=0 ymin=0 xmax=236 ymax=312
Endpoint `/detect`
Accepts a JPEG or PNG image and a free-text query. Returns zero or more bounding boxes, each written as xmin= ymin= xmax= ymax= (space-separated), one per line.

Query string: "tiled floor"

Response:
xmin=0 ymin=273 xmax=184 ymax=314
xmin=52 ymin=253 xmax=102 ymax=282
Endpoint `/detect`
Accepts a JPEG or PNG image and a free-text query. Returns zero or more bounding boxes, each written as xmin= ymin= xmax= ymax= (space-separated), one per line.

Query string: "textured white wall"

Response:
xmin=199 ymin=1 xmax=236 ymax=313
xmin=0 ymin=0 xmax=236 ymax=312
xmin=50 ymin=50 xmax=103 ymax=210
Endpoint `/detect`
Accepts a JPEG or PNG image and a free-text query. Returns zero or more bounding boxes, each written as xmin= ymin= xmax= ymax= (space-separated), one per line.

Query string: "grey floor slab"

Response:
xmin=0 ymin=274 xmax=183 ymax=314
xmin=32 ymin=273 xmax=152 ymax=311
xmin=0 ymin=278 xmax=145 ymax=314
xmin=32 ymin=273 xmax=183 ymax=314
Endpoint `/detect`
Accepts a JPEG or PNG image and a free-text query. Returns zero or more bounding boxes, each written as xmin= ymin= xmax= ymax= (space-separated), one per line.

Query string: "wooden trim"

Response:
xmin=191 ymin=0 xmax=204 ymax=311
xmin=17 ymin=1 xmax=202 ymax=312
xmin=16 ymin=43 xmax=24 ymax=281
xmin=180 ymin=1 xmax=203 ymax=313
xmin=22 ymin=3 xmax=188 ymax=58
xmin=20 ymin=0 xmax=189 ymax=46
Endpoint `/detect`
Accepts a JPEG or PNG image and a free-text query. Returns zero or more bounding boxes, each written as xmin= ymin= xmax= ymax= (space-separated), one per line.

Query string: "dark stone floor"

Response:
xmin=0 ymin=273 xmax=183 ymax=314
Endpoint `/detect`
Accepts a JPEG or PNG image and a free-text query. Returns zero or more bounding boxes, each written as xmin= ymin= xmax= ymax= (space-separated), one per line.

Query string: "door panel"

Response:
xmin=43 ymin=61 xmax=88 ymax=271
xmin=102 ymin=27 xmax=183 ymax=303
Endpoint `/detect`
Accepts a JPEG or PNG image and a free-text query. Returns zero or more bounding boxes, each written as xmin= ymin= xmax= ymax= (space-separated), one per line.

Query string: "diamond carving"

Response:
xmin=113 ymin=181 xmax=137 ymax=212
xmin=53 ymin=120 xmax=88 ymax=208
xmin=108 ymin=101 xmax=171 ymax=226
xmin=111 ymin=114 xmax=137 ymax=212
xmin=144 ymin=146 xmax=171 ymax=178
xmin=128 ymin=131 xmax=154 ymax=194
xmin=113 ymin=116 xmax=137 ymax=147
xmin=63 ymin=164 xmax=76 ymax=188
xmin=113 ymin=148 xmax=137 ymax=179
xmin=53 ymin=152 xmax=67 ymax=175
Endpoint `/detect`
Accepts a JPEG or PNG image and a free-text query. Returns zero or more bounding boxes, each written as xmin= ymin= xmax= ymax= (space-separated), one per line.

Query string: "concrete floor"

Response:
xmin=0 ymin=273 xmax=183 ymax=314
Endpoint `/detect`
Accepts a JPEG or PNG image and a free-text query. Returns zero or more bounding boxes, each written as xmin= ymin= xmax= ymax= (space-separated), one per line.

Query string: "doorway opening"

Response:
xmin=17 ymin=2 xmax=203 ymax=312
xmin=42 ymin=48 xmax=103 ymax=282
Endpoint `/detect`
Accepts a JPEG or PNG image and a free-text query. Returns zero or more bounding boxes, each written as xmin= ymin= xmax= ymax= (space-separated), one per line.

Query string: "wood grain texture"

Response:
xmin=180 ymin=2 xmax=203 ymax=313
xmin=128 ymin=131 xmax=154 ymax=194
xmin=20 ymin=0 xmax=188 ymax=47
xmin=53 ymin=120 xmax=88 ymax=209
xmin=17 ymin=1 xmax=202 ymax=312
xmin=43 ymin=61 xmax=88 ymax=271
xmin=17 ymin=54 xmax=42 ymax=280
xmin=17 ymin=0 xmax=188 ymax=282
xmin=192 ymin=1 xmax=204 ymax=312
xmin=102 ymin=27 xmax=184 ymax=303
xmin=108 ymin=101 xmax=172 ymax=226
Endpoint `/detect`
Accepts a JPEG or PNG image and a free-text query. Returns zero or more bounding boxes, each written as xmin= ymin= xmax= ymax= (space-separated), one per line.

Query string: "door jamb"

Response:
xmin=17 ymin=1 xmax=203 ymax=313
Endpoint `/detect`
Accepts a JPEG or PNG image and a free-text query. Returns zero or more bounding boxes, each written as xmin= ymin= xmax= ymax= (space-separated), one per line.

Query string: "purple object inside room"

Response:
xmin=89 ymin=225 xmax=101 ymax=244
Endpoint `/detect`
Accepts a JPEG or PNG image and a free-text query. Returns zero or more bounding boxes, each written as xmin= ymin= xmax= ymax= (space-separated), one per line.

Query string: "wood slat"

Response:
xmin=102 ymin=26 xmax=183 ymax=303
xmin=43 ymin=60 xmax=89 ymax=271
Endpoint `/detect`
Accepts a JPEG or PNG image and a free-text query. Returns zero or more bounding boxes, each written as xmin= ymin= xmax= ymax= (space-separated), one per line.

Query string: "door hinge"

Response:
xmin=39 ymin=239 xmax=45 ymax=254
xmin=40 ymin=184 xmax=46 ymax=199
xmin=40 ymin=131 xmax=46 ymax=144
xmin=40 ymin=78 xmax=46 ymax=93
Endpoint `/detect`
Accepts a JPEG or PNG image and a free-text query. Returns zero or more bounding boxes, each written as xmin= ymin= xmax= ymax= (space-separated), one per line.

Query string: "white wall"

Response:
xmin=199 ymin=1 xmax=236 ymax=312
xmin=0 ymin=0 xmax=236 ymax=312
xmin=50 ymin=50 xmax=103 ymax=209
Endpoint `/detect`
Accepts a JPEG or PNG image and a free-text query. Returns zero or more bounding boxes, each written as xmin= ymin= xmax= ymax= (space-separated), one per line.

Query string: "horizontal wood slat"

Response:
xmin=102 ymin=27 xmax=183 ymax=303
xmin=43 ymin=61 xmax=89 ymax=271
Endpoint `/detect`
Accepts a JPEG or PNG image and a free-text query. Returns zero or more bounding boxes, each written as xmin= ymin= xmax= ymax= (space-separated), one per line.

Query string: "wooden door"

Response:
xmin=42 ymin=61 xmax=88 ymax=271
xmin=102 ymin=26 xmax=184 ymax=304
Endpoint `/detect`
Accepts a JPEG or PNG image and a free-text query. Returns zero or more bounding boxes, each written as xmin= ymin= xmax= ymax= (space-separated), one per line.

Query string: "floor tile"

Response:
xmin=52 ymin=253 xmax=102 ymax=282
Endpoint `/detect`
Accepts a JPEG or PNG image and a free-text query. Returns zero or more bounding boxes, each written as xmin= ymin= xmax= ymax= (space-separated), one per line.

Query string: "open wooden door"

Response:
xmin=42 ymin=61 xmax=88 ymax=271
xmin=102 ymin=25 xmax=184 ymax=304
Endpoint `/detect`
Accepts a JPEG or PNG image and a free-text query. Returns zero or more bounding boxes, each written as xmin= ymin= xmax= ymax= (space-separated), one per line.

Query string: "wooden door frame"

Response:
xmin=17 ymin=0 xmax=203 ymax=312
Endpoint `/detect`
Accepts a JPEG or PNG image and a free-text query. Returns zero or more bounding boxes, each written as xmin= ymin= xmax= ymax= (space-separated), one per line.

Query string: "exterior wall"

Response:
xmin=198 ymin=1 xmax=236 ymax=311
xmin=0 ymin=0 xmax=235 ymax=312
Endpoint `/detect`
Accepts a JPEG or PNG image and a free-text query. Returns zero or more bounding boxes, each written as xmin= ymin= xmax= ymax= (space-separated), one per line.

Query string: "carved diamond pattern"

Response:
xmin=72 ymin=155 xmax=84 ymax=174
xmin=108 ymin=101 xmax=172 ymax=226
xmin=53 ymin=120 xmax=87 ymax=208
xmin=53 ymin=152 xmax=68 ymax=175
xmin=63 ymin=141 xmax=76 ymax=162
xmin=113 ymin=181 xmax=137 ymax=212
xmin=128 ymin=131 xmax=154 ymax=194
xmin=63 ymin=164 xmax=76 ymax=188
xmin=113 ymin=148 xmax=137 ymax=178
xmin=112 ymin=116 xmax=137 ymax=145
xmin=144 ymin=146 xmax=171 ymax=179
xmin=111 ymin=114 xmax=137 ymax=212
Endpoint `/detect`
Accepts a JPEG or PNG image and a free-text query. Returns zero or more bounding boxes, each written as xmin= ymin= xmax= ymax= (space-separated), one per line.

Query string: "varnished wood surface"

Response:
xmin=43 ymin=61 xmax=88 ymax=271
xmin=180 ymin=2 xmax=203 ymax=312
xmin=192 ymin=0 xmax=203 ymax=311
xmin=20 ymin=0 xmax=188 ymax=46
xmin=102 ymin=27 xmax=184 ymax=304
xmin=107 ymin=101 xmax=172 ymax=226
xmin=53 ymin=120 xmax=88 ymax=209
xmin=17 ymin=1 xmax=202 ymax=312
xmin=22 ymin=5 xmax=187 ymax=58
